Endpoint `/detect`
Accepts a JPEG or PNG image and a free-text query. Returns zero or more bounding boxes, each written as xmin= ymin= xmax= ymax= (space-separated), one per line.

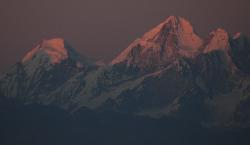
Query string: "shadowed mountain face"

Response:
xmin=229 ymin=34 xmax=250 ymax=73
xmin=0 ymin=16 xmax=250 ymax=144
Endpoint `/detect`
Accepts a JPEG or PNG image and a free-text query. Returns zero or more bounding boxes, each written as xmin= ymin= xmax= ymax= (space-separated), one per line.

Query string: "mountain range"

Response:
xmin=1 ymin=16 xmax=250 ymax=128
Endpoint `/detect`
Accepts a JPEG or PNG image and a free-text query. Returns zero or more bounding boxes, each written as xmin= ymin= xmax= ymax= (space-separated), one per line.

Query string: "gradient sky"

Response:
xmin=0 ymin=0 xmax=249 ymax=72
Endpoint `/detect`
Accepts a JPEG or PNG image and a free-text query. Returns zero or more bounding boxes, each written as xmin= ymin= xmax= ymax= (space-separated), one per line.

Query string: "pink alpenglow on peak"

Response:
xmin=203 ymin=29 xmax=229 ymax=53
xmin=22 ymin=38 xmax=70 ymax=64
xmin=140 ymin=16 xmax=203 ymax=49
xmin=111 ymin=16 xmax=203 ymax=65
xmin=142 ymin=16 xmax=203 ymax=50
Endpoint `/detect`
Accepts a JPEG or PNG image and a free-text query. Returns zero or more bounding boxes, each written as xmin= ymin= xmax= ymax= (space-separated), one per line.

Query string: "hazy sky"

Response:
xmin=0 ymin=0 xmax=249 ymax=72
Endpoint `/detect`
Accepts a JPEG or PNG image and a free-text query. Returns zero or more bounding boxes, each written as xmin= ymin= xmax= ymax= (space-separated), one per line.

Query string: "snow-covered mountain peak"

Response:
xmin=21 ymin=38 xmax=89 ymax=68
xmin=22 ymin=38 xmax=70 ymax=64
xmin=142 ymin=16 xmax=203 ymax=47
xmin=111 ymin=16 xmax=203 ymax=66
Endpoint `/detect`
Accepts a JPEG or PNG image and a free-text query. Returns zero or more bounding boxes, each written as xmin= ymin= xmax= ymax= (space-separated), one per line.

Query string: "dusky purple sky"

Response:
xmin=0 ymin=0 xmax=249 ymax=72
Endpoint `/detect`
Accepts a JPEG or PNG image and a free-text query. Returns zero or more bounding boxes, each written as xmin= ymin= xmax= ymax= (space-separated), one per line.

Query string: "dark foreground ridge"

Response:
xmin=1 ymin=97 xmax=250 ymax=145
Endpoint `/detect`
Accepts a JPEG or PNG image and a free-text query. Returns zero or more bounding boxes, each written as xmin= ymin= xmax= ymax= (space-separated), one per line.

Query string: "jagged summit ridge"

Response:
xmin=111 ymin=16 xmax=203 ymax=69
xmin=142 ymin=15 xmax=203 ymax=49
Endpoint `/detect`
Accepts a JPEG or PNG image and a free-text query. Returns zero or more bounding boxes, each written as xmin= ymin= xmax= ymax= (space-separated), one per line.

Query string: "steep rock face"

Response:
xmin=0 ymin=63 xmax=27 ymax=98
